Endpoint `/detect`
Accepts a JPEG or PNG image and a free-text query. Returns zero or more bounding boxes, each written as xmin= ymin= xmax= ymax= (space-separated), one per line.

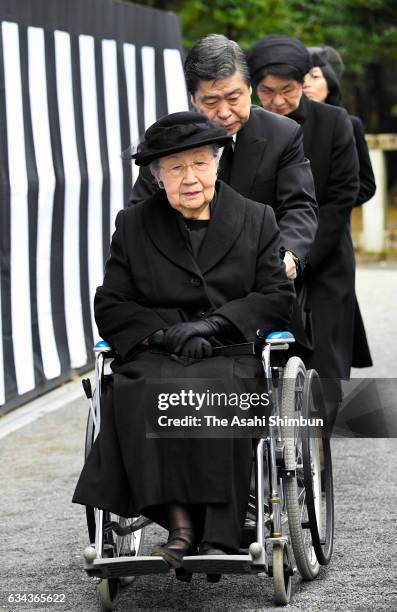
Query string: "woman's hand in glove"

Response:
xmin=163 ymin=315 xmax=230 ymax=353
xmin=179 ymin=336 xmax=213 ymax=359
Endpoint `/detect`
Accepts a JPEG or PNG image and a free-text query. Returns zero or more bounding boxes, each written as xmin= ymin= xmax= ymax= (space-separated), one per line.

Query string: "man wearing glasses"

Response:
xmin=130 ymin=34 xmax=318 ymax=280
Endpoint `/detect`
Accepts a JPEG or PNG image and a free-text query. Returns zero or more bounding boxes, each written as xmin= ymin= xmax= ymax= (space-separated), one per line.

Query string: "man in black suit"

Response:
xmin=129 ymin=34 xmax=318 ymax=280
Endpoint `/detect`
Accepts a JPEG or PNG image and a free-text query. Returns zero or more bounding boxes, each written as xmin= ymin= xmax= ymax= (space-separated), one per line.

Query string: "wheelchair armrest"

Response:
xmin=94 ymin=340 xmax=112 ymax=352
xmin=257 ymin=330 xmax=295 ymax=345
xmin=94 ymin=340 xmax=116 ymax=358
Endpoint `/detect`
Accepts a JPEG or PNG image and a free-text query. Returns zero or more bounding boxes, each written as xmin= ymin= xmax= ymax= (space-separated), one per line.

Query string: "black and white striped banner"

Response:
xmin=0 ymin=0 xmax=188 ymax=413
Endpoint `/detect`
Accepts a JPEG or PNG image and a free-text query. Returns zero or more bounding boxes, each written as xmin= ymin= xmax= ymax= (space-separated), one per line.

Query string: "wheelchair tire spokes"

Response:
xmin=302 ymin=370 xmax=334 ymax=565
xmin=280 ymin=357 xmax=320 ymax=580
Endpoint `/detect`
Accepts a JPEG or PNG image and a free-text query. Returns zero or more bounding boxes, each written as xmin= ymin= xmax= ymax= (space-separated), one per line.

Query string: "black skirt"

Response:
xmin=72 ymin=350 xmax=262 ymax=520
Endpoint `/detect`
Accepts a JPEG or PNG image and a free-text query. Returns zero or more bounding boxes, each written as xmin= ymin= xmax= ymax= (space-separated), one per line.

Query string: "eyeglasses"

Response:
xmin=257 ymin=82 xmax=300 ymax=99
xmin=160 ymin=158 xmax=214 ymax=179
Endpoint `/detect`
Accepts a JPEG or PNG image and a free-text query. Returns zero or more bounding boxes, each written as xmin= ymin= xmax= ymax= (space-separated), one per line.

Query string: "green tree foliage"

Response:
xmin=134 ymin=0 xmax=397 ymax=70
xmin=131 ymin=0 xmax=397 ymax=131
xmin=288 ymin=0 xmax=397 ymax=73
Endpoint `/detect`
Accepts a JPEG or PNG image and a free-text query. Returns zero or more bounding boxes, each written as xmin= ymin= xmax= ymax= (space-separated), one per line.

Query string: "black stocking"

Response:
xmin=167 ymin=503 xmax=195 ymax=549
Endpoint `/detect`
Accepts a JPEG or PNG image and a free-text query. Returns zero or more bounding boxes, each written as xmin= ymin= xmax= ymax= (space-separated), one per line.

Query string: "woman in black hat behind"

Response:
xmin=73 ymin=111 xmax=294 ymax=568
xmin=247 ymin=35 xmax=360 ymax=425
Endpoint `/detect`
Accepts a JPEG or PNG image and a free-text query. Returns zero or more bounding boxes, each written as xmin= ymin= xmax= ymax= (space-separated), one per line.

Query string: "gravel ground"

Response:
xmin=0 ymin=265 xmax=396 ymax=612
xmin=351 ymin=263 xmax=397 ymax=379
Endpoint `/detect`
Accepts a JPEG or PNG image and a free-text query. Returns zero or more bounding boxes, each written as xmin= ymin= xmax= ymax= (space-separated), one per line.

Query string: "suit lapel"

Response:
xmin=141 ymin=190 xmax=199 ymax=275
xmin=197 ymin=181 xmax=246 ymax=274
xmin=229 ymin=110 xmax=268 ymax=196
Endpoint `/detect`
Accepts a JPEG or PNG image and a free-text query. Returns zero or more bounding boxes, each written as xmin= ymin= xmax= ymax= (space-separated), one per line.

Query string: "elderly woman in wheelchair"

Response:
xmin=74 ymin=111 xmax=333 ymax=607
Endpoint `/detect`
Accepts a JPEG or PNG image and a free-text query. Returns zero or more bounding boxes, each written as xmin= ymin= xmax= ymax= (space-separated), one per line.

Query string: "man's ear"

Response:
xmin=190 ymin=93 xmax=198 ymax=110
xmin=249 ymin=85 xmax=252 ymax=96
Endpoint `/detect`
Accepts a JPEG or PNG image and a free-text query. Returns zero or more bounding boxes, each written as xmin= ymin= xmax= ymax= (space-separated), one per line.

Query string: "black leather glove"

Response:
xmin=179 ymin=336 xmax=213 ymax=359
xmin=163 ymin=315 xmax=230 ymax=353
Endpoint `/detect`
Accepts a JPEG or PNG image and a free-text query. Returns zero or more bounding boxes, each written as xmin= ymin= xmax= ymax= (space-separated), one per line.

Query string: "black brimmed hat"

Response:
xmin=125 ymin=111 xmax=232 ymax=166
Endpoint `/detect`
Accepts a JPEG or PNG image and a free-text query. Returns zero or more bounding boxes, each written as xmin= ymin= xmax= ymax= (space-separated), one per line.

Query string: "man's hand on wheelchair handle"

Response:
xmin=284 ymin=251 xmax=298 ymax=280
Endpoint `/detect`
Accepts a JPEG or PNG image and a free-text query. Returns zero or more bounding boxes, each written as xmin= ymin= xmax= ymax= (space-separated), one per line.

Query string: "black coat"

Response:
xmin=316 ymin=108 xmax=374 ymax=366
xmin=73 ymin=182 xmax=294 ymax=519
xmin=350 ymin=115 xmax=374 ymax=367
xmin=289 ymin=96 xmax=360 ymax=381
xmin=129 ymin=106 xmax=318 ymax=266
xmin=97 ymin=181 xmax=294 ymax=358
xmin=350 ymin=115 xmax=376 ymax=207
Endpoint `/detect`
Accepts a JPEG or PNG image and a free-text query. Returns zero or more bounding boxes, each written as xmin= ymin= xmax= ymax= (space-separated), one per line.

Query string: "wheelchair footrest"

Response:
xmin=182 ymin=554 xmax=261 ymax=575
xmin=85 ymin=556 xmax=170 ymax=578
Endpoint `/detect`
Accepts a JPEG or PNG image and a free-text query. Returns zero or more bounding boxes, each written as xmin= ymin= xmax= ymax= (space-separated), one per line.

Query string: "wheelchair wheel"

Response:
xmin=97 ymin=513 xmax=146 ymax=611
xmin=84 ymin=392 xmax=146 ymax=554
xmin=83 ymin=386 xmax=146 ymax=610
xmin=97 ymin=574 xmax=118 ymax=612
xmin=302 ymin=370 xmax=334 ymax=565
xmin=84 ymin=409 xmax=96 ymax=543
xmin=272 ymin=544 xmax=292 ymax=605
xmin=105 ymin=512 xmax=146 ymax=563
xmin=280 ymin=357 xmax=320 ymax=580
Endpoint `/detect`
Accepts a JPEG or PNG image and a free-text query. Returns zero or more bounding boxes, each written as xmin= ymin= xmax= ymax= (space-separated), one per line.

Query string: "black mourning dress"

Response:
xmin=73 ymin=182 xmax=294 ymax=551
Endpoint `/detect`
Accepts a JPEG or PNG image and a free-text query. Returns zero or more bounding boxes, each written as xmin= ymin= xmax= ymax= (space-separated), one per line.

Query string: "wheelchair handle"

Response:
xmin=82 ymin=378 xmax=93 ymax=400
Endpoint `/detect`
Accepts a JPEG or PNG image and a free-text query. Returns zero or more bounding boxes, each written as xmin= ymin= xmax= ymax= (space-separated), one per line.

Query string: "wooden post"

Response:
xmin=361 ymin=134 xmax=397 ymax=253
xmin=361 ymin=149 xmax=386 ymax=252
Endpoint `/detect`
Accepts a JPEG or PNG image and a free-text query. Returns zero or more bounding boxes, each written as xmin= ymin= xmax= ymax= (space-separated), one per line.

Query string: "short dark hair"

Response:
xmin=318 ymin=63 xmax=342 ymax=106
xmin=256 ymin=64 xmax=304 ymax=85
xmin=184 ymin=34 xmax=251 ymax=95
xmin=308 ymin=50 xmax=342 ymax=106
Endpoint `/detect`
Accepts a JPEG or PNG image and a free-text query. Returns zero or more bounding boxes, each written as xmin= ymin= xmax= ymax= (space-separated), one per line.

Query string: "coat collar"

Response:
xmin=229 ymin=107 xmax=268 ymax=195
xmin=141 ymin=189 xmax=198 ymax=276
xmin=197 ymin=181 xmax=246 ymax=274
xmin=286 ymin=93 xmax=310 ymax=125
xmin=287 ymin=94 xmax=316 ymax=154
xmin=141 ymin=181 xmax=246 ymax=276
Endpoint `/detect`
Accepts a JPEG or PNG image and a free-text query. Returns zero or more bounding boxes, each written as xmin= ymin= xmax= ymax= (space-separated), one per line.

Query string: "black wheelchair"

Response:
xmin=81 ymin=331 xmax=334 ymax=608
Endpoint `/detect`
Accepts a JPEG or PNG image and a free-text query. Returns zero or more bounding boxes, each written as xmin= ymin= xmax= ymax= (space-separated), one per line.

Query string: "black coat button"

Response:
xmin=190 ymin=277 xmax=202 ymax=287
xmin=198 ymin=310 xmax=207 ymax=318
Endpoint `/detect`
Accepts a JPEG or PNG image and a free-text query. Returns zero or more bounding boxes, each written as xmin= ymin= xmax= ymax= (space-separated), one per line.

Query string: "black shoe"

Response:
xmin=151 ymin=541 xmax=196 ymax=568
xmin=152 ymin=528 xmax=196 ymax=568
xmin=199 ymin=542 xmax=228 ymax=556
xmin=175 ymin=567 xmax=193 ymax=583
xmin=199 ymin=542 xmax=227 ymax=583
